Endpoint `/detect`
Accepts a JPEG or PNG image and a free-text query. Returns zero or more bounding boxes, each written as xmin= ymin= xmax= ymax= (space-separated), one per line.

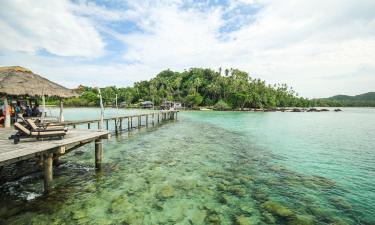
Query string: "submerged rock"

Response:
xmin=206 ymin=213 xmax=221 ymax=224
xmin=189 ymin=210 xmax=207 ymax=225
xmin=261 ymin=201 xmax=293 ymax=218
xmin=287 ymin=214 xmax=314 ymax=225
xmin=158 ymin=185 xmax=175 ymax=199
xmin=235 ymin=215 xmax=253 ymax=225
xmin=329 ymin=197 xmax=352 ymax=211
xmin=262 ymin=212 xmax=276 ymax=224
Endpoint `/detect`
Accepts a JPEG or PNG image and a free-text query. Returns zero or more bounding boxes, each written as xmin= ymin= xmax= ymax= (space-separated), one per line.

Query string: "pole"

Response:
xmin=95 ymin=139 xmax=103 ymax=169
xmin=44 ymin=153 xmax=53 ymax=193
xmin=98 ymin=88 xmax=104 ymax=131
xmin=3 ymin=97 xmax=10 ymax=128
xmin=59 ymin=99 xmax=64 ymax=122
xmin=42 ymin=94 xmax=46 ymax=119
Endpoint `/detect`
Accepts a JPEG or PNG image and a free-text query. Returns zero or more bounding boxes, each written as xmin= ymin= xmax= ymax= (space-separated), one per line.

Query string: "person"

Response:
xmin=32 ymin=104 xmax=41 ymax=117
xmin=0 ymin=106 xmax=4 ymax=127
xmin=25 ymin=105 xmax=32 ymax=117
xmin=14 ymin=102 xmax=21 ymax=120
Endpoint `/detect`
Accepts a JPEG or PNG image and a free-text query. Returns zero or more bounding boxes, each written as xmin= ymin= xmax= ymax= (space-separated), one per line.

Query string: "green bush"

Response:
xmin=214 ymin=100 xmax=231 ymax=111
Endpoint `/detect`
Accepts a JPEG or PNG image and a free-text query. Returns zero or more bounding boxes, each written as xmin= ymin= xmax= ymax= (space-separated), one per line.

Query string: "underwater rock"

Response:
xmin=261 ymin=201 xmax=293 ymax=218
xmin=158 ymin=185 xmax=174 ymax=199
xmin=240 ymin=205 xmax=254 ymax=215
xmin=305 ymin=176 xmax=335 ymax=189
xmin=262 ymin=212 xmax=276 ymax=224
xmin=72 ymin=210 xmax=90 ymax=224
xmin=329 ymin=197 xmax=352 ymax=211
xmin=235 ymin=215 xmax=253 ymax=225
xmin=287 ymin=214 xmax=314 ymax=225
xmin=110 ymin=196 xmax=132 ymax=213
xmin=206 ymin=213 xmax=221 ymax=224
xmin=217 ymin=183 xmax=227 ymax=191
xmin=253 ymin=190 xmax=268 ymax=203
xmin=228 ymin=185 xmax=247 ymax=197
xmin=189 ymin=210 xmax=207 ymax=225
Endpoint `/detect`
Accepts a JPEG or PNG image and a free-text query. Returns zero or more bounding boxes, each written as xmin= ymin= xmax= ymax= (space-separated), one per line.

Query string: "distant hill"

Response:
xmin=324 ymin=92 xmax=375 ymax=107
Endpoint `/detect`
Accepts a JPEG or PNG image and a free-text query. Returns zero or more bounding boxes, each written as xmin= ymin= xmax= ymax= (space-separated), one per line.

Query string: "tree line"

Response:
xmin=46 ymin=68 xmax=346 ymax=109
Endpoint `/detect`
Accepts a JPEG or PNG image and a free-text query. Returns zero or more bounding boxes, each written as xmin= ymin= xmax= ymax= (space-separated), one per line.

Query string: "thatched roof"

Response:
xmin=0 ymin=66 xmax=78 ymax=98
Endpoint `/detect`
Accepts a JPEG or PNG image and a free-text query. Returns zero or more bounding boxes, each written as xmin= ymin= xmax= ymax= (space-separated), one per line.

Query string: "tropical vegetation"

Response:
xmin=45 ymin=68 xmax=372 ymax=109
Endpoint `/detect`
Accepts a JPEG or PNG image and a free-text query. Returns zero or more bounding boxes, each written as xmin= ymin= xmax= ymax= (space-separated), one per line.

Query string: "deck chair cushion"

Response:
xmin=14 ymin=122 xmax=31 ymax=135
xmin=30 ymin=130 xmax=66 ymax=136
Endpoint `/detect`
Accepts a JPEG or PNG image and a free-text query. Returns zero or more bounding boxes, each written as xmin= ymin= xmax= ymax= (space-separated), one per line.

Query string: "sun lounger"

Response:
xmin=26 ymin=119 xmax=68 ymax=132
xmin=9 ymin=122 xmax=66 ymax=144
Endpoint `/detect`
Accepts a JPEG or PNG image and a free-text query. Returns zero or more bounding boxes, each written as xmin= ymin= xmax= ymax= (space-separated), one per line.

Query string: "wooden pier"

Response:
xmin=0 ymin=110 xmax=178 ymax=192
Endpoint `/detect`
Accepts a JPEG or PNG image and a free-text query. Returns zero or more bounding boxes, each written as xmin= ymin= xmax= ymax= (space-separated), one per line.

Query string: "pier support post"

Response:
xmin=3 ymin=97 xmax=10 ymax=128
xmin=106 ymin=120 xmax=109 ymax=130
xmin=131 ymin=117 xmax=133 ymax=129
xmin=88 ymin=123 xmax=91 ymax=129
xmin=95 ymin=139 xmax=103 ymax=169
xmin=146 ymin=115 xmax=148 ymax=127
xmin=128 ymin=118 xmax=130 ymax=130
xmin=138 ymin=116 xmax=141 ymax=128
xmin=119 ymin=119 xmax=123 ymax=130
xmin=44 ymin=153 xmax=53 ymax=193
xmin=158 ymin=113 xmax=160 ymax=123
xmin=152 ymin=113 xmax=155 ymax=125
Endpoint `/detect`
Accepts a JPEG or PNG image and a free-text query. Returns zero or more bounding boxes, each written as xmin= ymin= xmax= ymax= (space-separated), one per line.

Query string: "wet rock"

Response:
xmin=206 ymin=213 xmax=221 ymax=224
xmin=261 ymin=201 xmax=293 ymax=218
xmin=329 ymin=197 xmax=352 ymax=211
xmin=334 ymin=109 xmax=342 ymax=112
xmin=304 ymin=176 xmax=335 ymax=189
xmin=262 ymin=212 xmax=276 ymax=224
xmin=228 ymin=185 xmax=247 ymax=197
xmin=253 ymin=190 xmax=268 ymax=203
xmin=158 ymin=185 xmax=174 ymax=199
xmin=110 ymin=196 xmax=131 ymax=213
xmin=240 ymin=205 xmax=254 ymax=215
xmin=287 ymin=214 xmax=314 ymax=225
xmin=235 ymin=215 xmax=252 ymax=225
xmin=190 ymin=210 xmax=207 ymax=225
xmin=217 ymin=183 xmax=227 ymax=191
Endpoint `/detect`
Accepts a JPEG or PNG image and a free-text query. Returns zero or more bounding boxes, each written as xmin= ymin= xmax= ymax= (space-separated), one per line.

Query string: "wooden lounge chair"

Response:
xmin=26 ymin=119 xmax=68 ymax=132
xmin=9 ymin=122 xmax=66 ymax=144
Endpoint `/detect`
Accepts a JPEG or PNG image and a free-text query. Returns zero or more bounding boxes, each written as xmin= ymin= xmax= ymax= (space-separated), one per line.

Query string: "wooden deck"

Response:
xmin=0 ymin=128 xmax=110 ymax=167
xmin=0 ymin=111 xmax=177 ymax=192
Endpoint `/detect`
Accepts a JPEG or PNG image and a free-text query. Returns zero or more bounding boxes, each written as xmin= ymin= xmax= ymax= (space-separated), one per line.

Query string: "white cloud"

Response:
xmin=0 ymin=0 xmax=104 ymax=57
xmin=0 ymin=0 xmax=374 ymax=97
xmin=112 ymin=0 xmax=375 ymax=97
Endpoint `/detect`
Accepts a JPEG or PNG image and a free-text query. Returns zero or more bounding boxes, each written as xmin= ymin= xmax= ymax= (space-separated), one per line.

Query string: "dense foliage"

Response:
xmin=46 ymin=68 xmax=373 ymax=109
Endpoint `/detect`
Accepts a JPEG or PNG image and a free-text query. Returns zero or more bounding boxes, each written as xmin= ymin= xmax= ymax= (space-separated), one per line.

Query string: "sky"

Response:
xmin=0 ymin=0 xmax=374 ymax=98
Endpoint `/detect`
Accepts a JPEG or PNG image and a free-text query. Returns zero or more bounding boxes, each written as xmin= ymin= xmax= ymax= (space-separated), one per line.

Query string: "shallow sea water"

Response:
xmin=0 ymin=108 xmax=374 ymax=225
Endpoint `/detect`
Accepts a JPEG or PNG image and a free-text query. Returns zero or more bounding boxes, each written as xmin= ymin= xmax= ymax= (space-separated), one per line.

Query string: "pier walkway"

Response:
xmin=0 ymin=110 xmax=178 ymax=192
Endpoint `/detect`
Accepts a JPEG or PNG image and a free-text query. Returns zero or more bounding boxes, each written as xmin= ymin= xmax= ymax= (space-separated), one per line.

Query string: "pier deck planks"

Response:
xmin=0 ymin=128 xmax=109 ymax=167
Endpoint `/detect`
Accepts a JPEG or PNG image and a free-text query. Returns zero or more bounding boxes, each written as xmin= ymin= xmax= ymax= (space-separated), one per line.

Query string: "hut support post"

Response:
xmin=44 ymin=153 xmax=53 ymax=193
xmin=95 ymin=139 xmax=103 ymax=169
xmin=42 ymin=95 xmax=46 ymax=118
xmin=59 ymin=99 xmax=64 ymax=122
xmin=3 ymin=97 xmax=10 ymax=128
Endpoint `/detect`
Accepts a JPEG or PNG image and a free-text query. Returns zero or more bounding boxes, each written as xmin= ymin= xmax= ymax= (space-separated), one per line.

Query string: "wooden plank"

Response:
xmin=0 ymin=128 xmax=109 ymax=167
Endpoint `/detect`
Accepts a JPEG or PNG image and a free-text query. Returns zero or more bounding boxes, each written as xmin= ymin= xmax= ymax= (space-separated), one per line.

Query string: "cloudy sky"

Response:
xmin=0 ymin=0 xmax=374 ymax=98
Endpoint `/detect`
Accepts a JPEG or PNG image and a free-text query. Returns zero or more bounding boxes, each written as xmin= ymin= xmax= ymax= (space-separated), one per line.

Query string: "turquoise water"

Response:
xmin=0 ymin=108 xmax=374 ymax=224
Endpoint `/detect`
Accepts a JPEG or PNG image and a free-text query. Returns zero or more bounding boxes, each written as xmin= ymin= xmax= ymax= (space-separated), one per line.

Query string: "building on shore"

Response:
xmin=140 ymin=101 xmax=154 ymax=109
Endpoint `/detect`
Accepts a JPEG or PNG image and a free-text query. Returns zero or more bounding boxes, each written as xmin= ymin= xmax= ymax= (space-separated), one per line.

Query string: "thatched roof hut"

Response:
xmin=0 ymin=66 xmax=78 ymax=98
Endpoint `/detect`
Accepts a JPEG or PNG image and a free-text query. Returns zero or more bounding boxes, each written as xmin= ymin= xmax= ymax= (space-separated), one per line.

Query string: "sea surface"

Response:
xmin=0 ymin=107 xmax=374 ymax=225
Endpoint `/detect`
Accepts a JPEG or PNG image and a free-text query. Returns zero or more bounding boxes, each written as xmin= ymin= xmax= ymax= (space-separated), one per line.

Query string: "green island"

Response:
xmin=44 ymin=68 xmax=375 ymax=109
